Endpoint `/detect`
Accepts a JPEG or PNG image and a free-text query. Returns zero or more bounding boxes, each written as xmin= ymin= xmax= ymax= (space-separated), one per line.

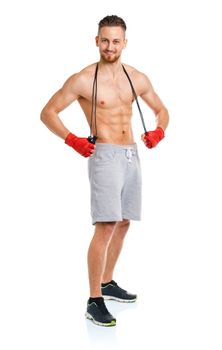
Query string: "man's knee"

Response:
xmin=115 ymin=220 xmax=130 ymax=238
xmin=95 ymin=221 xmax=117 ymax=238
xmin=117 ymin=219 xmax=130 ymax=229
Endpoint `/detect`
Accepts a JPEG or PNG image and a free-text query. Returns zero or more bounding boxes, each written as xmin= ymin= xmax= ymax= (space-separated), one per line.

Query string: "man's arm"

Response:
xmin=40 ymin=73 xmax=95 ymax=157
xmin=138 ymin=73 xmax=169 ymax=148
xmin=40 ymin=74 xmax=80 ymax=139
xmin=139 ymin=73 xmax=169 ymax=131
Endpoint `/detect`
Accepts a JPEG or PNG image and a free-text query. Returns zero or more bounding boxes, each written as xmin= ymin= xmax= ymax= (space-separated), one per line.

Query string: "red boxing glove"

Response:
xmin=65 ymin=133 xmax=95 ymax=158
xmin=143 ymin=127 xmax=165 ymax=149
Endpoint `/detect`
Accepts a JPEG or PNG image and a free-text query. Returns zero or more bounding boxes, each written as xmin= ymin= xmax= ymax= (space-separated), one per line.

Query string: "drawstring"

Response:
xmin=125 ymin=148 xmax=135 ymax=163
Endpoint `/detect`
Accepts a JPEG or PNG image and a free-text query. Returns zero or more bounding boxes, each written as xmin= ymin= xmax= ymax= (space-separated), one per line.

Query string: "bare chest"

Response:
xmin=101 ymin=79 xmax=133 ymax=106
xmin=81 ymin=76 xmax=134 ymax=109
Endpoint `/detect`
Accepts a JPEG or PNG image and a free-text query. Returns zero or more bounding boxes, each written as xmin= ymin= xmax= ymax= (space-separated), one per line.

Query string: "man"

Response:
xmin=41 ymin=15 xmax=169 ymax=327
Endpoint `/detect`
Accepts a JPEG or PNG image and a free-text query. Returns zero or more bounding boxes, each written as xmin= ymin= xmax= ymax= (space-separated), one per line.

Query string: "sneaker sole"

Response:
xmin=102 ymin=295 xmax=137 ymax=303
xmin=85 ymin=312 xmax=116 ymax=327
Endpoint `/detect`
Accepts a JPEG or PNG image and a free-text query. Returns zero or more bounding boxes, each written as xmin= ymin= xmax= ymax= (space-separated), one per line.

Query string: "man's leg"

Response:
xmin=87 ymin=222 xmax=117 ymax=297
xmin=86 ymin=222 xmax=118 ymax=326
xmin=101 ymin=219 xmax=137 ymax=302
xmin=102 ymin=219 xmax=130 ymax=283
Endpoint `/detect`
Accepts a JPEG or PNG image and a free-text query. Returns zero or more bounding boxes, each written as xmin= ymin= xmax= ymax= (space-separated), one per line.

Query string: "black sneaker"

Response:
xmin=85 ymin=297 xmax=116 ymax=327
xmin=101 ymin=280 xmax=137 ymax=303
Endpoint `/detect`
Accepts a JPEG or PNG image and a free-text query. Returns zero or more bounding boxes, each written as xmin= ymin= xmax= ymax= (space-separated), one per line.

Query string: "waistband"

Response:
xmin=95 ymin=143 xmax=137 ymax=152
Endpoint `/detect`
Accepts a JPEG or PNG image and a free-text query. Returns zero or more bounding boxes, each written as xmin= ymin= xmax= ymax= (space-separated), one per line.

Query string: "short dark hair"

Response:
xmin=98 ymin=15 xmax=127 ymax=32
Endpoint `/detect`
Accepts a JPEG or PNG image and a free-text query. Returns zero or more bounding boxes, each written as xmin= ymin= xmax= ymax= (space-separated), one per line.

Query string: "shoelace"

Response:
xmin=111 ymin=280 xmax=127 ymax=293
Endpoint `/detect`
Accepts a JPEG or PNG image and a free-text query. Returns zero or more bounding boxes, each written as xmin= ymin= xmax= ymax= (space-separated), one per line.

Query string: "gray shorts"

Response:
xmin=88 ymin=143 xmax=142 ymax=225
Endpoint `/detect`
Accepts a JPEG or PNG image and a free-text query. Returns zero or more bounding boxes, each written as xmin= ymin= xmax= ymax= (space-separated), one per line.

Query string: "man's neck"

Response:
xmin=98 ymin=59 xmax=123 ymax=78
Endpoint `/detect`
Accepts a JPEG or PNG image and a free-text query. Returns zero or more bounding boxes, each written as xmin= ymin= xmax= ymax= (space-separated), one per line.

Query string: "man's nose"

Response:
xmin=107 ymin=42 xmax=114 ymax=50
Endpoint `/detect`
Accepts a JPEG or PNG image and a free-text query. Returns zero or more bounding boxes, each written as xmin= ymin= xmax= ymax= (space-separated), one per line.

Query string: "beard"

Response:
xmin=100 ymin=51 xmax=121 ymax=63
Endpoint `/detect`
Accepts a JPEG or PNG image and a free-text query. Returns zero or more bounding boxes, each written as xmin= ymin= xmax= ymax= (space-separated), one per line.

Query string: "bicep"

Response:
xmin=139 ymin=75 xmax=165 ymax=114
xmin=44 ymin=76 xmax=79 ymax=113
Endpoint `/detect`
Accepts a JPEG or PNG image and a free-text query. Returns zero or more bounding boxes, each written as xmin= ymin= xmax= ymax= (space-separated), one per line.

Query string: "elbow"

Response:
xmin=157 ymin=107 xmax=169 ymax=130
xmin=165 ymin=108 xmax=170 ymax=129
xmin=163 ymin=107 xmax=169 ymax=122
xmin=40 ymin=109 xmax=45 ymax=123
xmin=40 ymin=107 xmax=48 ymax=124
xmin=163 ymin=107 xmax=169 ymax=117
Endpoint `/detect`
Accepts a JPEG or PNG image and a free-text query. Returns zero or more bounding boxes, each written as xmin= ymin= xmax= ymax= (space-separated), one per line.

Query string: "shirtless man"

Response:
xmin=40 ymin=15 xmax=169 ymax=327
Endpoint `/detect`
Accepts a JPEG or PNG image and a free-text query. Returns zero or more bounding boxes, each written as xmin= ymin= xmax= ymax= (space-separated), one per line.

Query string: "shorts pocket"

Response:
xmin=94 ymin=150 xmax=117 ymax=165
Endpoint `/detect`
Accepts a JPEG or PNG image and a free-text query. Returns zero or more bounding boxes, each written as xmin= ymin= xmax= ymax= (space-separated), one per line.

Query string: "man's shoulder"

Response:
xmin=122 ymin=63 xmax=146 ymax=79
xmin=77 ymin=63 xmax=97 ymax=79
xmin=65 ymin=63 xmax=97 ymax=90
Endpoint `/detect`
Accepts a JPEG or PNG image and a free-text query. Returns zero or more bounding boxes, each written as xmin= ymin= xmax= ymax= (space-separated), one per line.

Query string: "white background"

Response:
xmin=0 ymin=0 xmax=222 ymax=349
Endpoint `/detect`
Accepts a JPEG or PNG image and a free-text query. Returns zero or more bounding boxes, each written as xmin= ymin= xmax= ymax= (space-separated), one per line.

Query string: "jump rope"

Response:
xmin=87 ymin=63 xmax=147 ymax=144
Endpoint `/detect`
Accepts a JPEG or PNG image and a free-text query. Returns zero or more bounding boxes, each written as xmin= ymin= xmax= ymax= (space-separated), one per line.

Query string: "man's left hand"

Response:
xmin=141 ymin=127 xmax=165 ymax=149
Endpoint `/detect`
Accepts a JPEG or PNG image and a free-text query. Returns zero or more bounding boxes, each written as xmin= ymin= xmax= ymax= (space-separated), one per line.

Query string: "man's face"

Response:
xmin=96 ymin=26 xmax=127 ymax=63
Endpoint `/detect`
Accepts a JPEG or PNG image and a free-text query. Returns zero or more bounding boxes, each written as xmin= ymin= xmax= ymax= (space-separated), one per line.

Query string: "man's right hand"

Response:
xmin=65 ymin=133 xmax=95 ymax=158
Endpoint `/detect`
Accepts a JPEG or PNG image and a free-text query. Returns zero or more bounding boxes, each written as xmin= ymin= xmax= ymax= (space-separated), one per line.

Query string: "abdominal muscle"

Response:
xmin=94 ymin=111 xmax=135 ymax=145
xmin=78 ymin=92 xmax=136 ymax=145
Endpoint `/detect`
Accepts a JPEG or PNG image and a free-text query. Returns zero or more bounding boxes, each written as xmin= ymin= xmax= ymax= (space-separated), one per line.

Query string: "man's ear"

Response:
xmin=124 ymin=38 xmax=128 ymax=48
xmin=95 ymin=36 xmax=99 ymax=47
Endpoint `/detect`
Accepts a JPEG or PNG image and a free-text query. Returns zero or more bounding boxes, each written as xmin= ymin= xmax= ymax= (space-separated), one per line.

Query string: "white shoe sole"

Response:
xmin=102 ymin=295 xmax=137 ymax=303
xmin=85 ymin=312 xmax=116 ymax=327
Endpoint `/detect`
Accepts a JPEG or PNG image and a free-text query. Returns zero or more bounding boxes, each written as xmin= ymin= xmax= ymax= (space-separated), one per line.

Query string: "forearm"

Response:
xmin=40 ymin=109 xmax=70 ymax=140
xmin=156 ymin=107 xmax=169 ymax=131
